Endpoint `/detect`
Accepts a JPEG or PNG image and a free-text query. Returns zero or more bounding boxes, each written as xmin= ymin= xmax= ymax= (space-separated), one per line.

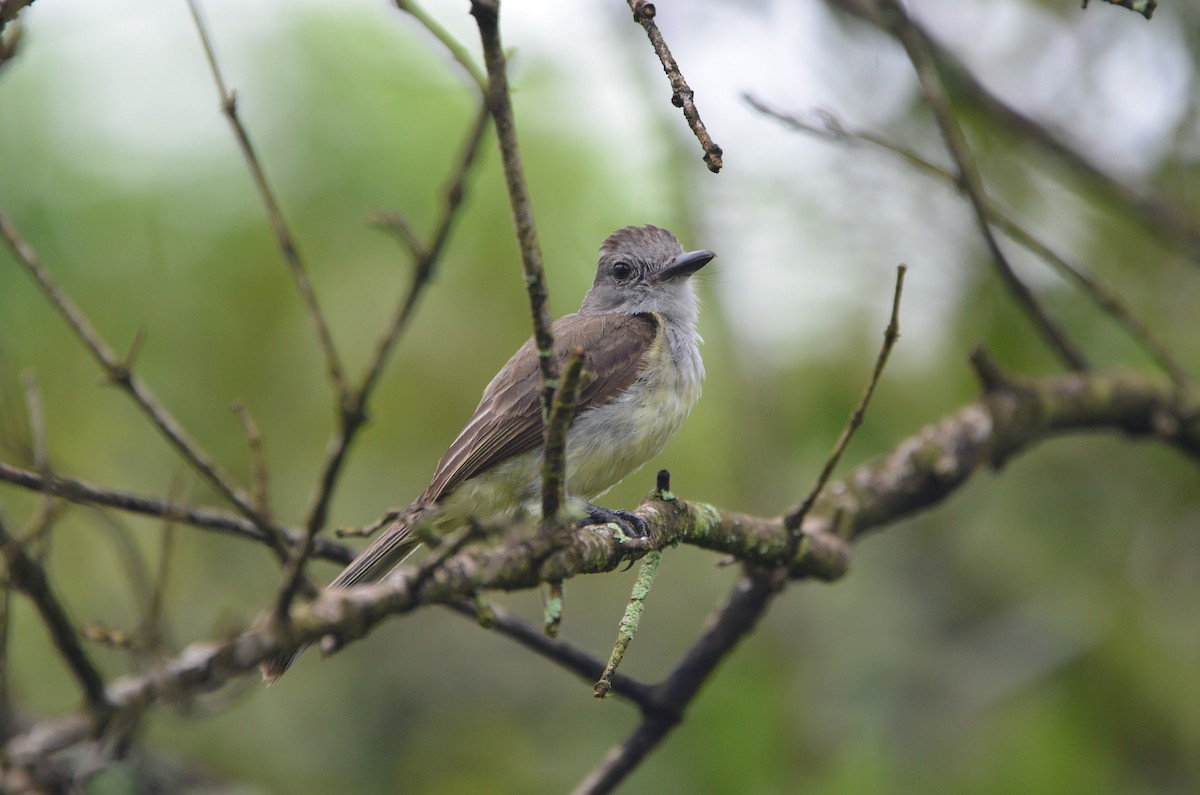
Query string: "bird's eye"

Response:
xmin=612 ymin=261 xmax=634 ymax=281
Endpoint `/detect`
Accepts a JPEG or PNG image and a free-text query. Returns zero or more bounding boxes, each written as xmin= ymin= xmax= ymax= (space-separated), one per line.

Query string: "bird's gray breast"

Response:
xmin=563 ymin=321 xmax=704 ymax=499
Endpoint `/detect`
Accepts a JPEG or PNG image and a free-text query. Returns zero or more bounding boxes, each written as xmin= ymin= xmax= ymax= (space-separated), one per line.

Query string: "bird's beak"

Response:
xmin=656 ymin=249 xmax=715 ymax=282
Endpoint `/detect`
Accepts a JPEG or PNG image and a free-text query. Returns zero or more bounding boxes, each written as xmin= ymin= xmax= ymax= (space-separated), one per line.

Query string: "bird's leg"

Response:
xmin=577 ymin=503 xmax=649 ymax=539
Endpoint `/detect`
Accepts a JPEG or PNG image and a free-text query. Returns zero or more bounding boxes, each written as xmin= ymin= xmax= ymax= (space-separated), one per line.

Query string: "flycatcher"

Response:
xmin=264 ymin=225 xmax=712 ymax=680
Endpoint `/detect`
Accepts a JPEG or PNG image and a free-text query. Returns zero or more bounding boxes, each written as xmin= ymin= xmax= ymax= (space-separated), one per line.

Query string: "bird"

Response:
xmin=263 ymin=224 xmax=713 ymax=681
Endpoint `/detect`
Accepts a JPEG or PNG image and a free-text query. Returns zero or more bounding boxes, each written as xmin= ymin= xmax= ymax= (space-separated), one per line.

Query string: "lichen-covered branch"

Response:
xmin=5 ymin=365 xmax=1196 ymax=770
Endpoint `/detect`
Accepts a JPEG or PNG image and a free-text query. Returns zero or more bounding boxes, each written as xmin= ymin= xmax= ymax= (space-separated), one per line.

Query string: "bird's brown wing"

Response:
xmin=418 ymin=312 xmax=660 ymax=504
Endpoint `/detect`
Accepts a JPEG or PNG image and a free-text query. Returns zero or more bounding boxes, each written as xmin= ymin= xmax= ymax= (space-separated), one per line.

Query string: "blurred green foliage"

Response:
xmin=1 ymin=1 xmax=1198 ymax=794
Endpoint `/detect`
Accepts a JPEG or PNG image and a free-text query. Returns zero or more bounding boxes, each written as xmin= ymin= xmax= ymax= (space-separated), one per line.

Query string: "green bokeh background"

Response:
xmin=1 ymin=1 xmax=1198 ymax=793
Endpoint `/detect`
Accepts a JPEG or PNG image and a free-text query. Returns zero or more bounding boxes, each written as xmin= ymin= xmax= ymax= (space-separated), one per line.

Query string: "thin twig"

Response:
xmin=1081 ymin=0 xmax=1156 ymax=22
xmin=541 ymin=348 xmax=585 ymax=527
xmin=394 ymin=0 xmax=487 ymax=91
xmin=0 ymin=209 xmax=282 ymax=548
xmin=746 ymin=98 xmax=1194 ymax=390
xmin=186 ymin=0 xmax=349 ymax=403
xmin=875 ymin=0 xmax=1088 ymax=372
xmin=625 ymin=1 xmax=723 ymax=173
xmin=594 ymin=550 xmax=661 ymax=699
xmin=784 ymin=264 xmax=906 ymax=534
xmin=826 ymin=0 xmax=1198 ymax=256
xmin=231 ymin=401 xmax=270 ymax=515
xmin=574 ymin=571 xmax=781 ymax=795
xmin=303 ymin=102 xmax=490 ymax=548
xmin=0 ymin=463 xmax=353 ymax=565
xmin=0 ymin=0 xmax=37 ymax=35
xmin=0 ymin=516 xmax=110 ymax=715
xmin=470 ymin=0 xmax=560 ymax=419
xmin=20 ymin=371 xmax=54 ymax=546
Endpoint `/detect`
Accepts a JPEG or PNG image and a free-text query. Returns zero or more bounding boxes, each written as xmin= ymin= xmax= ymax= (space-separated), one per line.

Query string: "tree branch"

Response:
xmin=625 ymin=0 xmax=723 ymax=173
xmin=875 ymin=0 xmax=1088 ymax=372
xmin=6 ymin=366 xmax=1196 ymax=768
xmin=0 ymin=210 xmax=290 ymax=556
xmin=825 ymin=0 xmax=1199 ymax=257
xmin=187 ymin=0 xmax=349 ymax=403
xmin=470 ymin=0 xmax=559 ymax=419
xmin=0 ymin=517 xmax=109 ymax=715
xmin=745 ymin=98 xmax=1195 ymax=390
xmin=0 ymin=463 xmax=353 ymax=565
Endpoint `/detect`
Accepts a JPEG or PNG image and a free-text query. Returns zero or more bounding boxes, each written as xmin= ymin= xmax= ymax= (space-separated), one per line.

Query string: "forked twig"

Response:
xmin=0 ymin=210 xmax=284 ymax=553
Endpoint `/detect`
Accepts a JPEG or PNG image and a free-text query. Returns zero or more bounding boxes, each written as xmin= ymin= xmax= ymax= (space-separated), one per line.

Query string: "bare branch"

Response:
xmin=625 ymin=1 xmax=723 ymax=173
xmin=0 ymin=463 xmax=353 ymax=565
xmin=470 ymin=0 xmax=559 ymax=419
xmin=0 ymin=210 xmax=282 ymax=545
xmin=186 ymin=0 xmax=349 ymax=402
xmin=746 ymin=99 xmax=1195 ymax=390
xmin=873 ymin=0 xmax=1088 ymax=371
xmin=541 ymin=348 xmax=585 ymax=527
xmin=784 ymin=264 xmax=906 ymax=535
xmin=1081 ymin=0 xmax=1156 ymax=21
xmin=825 ymin=0 xmax=1199 ymax=256
xmin=0 ymin=516 xmax=109 ymax=715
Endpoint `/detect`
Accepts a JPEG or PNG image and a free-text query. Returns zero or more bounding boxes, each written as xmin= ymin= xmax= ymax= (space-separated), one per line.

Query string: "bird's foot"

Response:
xmin=577 ymin=504 xmax=649 ymax=540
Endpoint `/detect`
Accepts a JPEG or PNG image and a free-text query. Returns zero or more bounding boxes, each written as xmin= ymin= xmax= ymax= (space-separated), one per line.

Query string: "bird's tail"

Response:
xmin=260 ymin=513 xmax=425 ymax=684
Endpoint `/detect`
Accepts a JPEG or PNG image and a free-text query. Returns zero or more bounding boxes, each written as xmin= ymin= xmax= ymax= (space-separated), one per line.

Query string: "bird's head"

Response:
xmin=579 ymin=225 xmax=715 ymax=325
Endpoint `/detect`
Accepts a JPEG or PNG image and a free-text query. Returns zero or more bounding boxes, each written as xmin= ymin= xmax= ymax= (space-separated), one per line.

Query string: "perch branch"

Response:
xmin=7 ymin=366 xmax=1197 ymax=767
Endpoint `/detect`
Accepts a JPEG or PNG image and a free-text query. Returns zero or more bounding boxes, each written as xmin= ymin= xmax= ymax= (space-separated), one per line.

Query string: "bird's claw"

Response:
xmin=577 ymin=505 xmax=649 ymax=540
